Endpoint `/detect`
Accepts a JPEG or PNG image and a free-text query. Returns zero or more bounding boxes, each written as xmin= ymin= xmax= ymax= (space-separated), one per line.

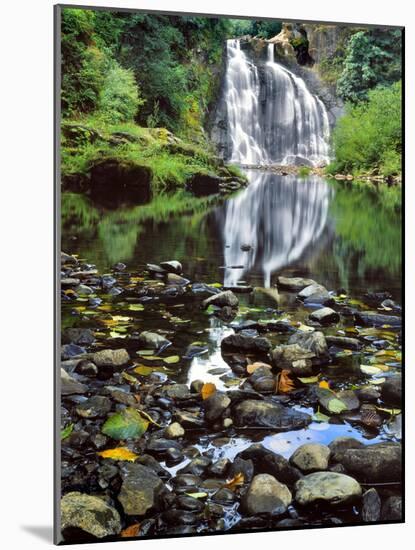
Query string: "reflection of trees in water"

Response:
xmin=329 ymin=183 xmax=401 ymax=291
xmin=61 ymin=191 xmax=221 ymax=270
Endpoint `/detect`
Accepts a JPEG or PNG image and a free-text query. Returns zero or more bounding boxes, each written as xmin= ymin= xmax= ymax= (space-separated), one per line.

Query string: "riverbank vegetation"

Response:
xmin=321 ymin=28 xmax=402 ymax=178
xmin=60 ymin=8 xmax=249 ymax=195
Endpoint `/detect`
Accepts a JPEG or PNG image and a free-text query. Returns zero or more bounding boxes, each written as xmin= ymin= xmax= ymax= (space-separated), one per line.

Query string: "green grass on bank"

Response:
xmin=61 ymin=114 xmax=237 ymax=193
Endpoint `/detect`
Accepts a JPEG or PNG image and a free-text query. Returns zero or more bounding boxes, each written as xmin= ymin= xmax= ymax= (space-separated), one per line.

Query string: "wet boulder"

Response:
xmin=288 ymin=331 xmax=329 ymax=363
xmin=339 ymin=442 xmax=402 ymax=483
xmin=233 ymin=399 xmax=311 ymax=430
xmin=118 ymin=463 xmax=166 ymax=516
xmin=328 ymin=437 xmax=365 ymax=463
xmin=271 ymin=343 xmax=314 ymax=372
xmin=242 ymin=474 xmax=292 ymax=515
xmin=237 ymin=444 xmax=302 ymax=485
xmin=381 ymin=375 xmax=402 ymax=407
xmin=361 ymin=488 xmax=381 ymax=522
xmin=309 ymin=307 xmax=340 ymax=325
xmin=61 ymin=492 xmax=121 ymax=539
xmin=61 ymin=369 xmax=87 ymax=396
xmin=203 ymin=391 xmax=231 ymax=423
xmin=160 ymin=260 xmax=182 ymax=274
xmin=202 ymin=290 xmax=238 ymax=309
xmin=295 ymin=472 xmax=362 ymax=506
xmin=326 ymin=335 xmax=362 ymax=350
xmin=75 ymin=396 xmax=112 ymax=419
xmin=298 ymin=283 xmax=334 ymax=306
xmin=381 ymin=496 xmax=402 ymax=521
xmin=277 ymin=276 xmax=316 ymax=291
xmin=137 ymin=331 xmax=171 ymax=351
xmin=290 ymin=443 xmax=331 ymax=472
xmin=62 ymin=328 xmax=95 ymax=346
xmin=221 ymin=333 xmax=271 ymax=353
xmin=89 ymin=349 xmax=130 ymax=368
xmin=354 ymin=312 xmax=401 ymax=328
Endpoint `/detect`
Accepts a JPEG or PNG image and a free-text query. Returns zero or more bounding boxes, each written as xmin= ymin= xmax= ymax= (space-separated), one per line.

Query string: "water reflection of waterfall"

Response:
xmin=220 ymin=171 xmax=333 ymax=287
xmin=224 ymin=39 xmax=330 ymax=166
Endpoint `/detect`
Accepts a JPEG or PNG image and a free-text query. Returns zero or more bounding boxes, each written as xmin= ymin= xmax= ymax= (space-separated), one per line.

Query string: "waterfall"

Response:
xmin=221 ymin=171 xmax=332 ymax=288
xmin=224 ymin=39 xmax=330 ymax=166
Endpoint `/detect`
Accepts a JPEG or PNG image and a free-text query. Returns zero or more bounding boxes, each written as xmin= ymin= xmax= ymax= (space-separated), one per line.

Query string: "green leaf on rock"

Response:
xmin=61 ymin=423 xmax=74 ymax=440
xmin=102 ymin=408 xmax=149 ymax=440
xmin=312 ymin=410 xmax=330 ymax=423
xmin=327 ymin=397 xmax=348 ymax=414
xmin=185 ymin=492 xmax=208 ymax=499
xmin=298 ymin=375 xmax=320 ymax=384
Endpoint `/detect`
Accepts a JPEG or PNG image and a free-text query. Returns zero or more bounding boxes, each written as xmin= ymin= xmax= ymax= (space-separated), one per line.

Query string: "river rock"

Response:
xmin=243 ymin=474 xmax=292 ymax=515
xmin=165 ymin=422 xmax=185 ymax=438
xmin=118 ymin=463 xmax=166 ymax=516
xmin=277 ymin=276 xmax=316 ymax=291
xmin=137 ymin=331 xmax=171 ymax=351
xmin=233 ymin=399 xmax=311 ymax=430
xmin=75 ymin=396 xmax=112 ymax=418
xmin=328 ymin=437 xmax=365 ymax=463
xmin=203 ymin=391 xmax=231 ymax=422
xmin=90 ymin=348 xmax=129 ymax=367
xmin=221 ymin=333 xmax=271 ymax=353
xmin=163 ymin=384 xmax=191 ymax=400
xmin=295 ymin=472 xmax=362 ymax=506
xmin=354 ymin=312 xmax=401 ymax=327
xmin=202 ymin=290 xmax=238 ymax=309
xmin=76 ymin=284 xmax=94 ymax=296
xmin=290 ymin=443 xmax=331 ymax=472
xmin=61 ymin=368 xmax=87 ymax=395
xmin=339 ymin=443 xmax=401 ymax=482
xmin=381 ymin=375 xmax=402 ymax=406
xmin=160 ymin=260 xmax=182 ymax=274
xmin=326 ymin=335 xmax=362 ymax=350
xmin=309 ymin=307 xmax=340 ymax=325
xmin=166 ymin=273 xmax=190 ymax=286
xmin=61 ymin=343 xmax=86 ymax=360
xmin=62 ymin=328 xmax=95 ymax=346
xmin=237 ymin=444 xmax=302 ymax=484
xmin=228 ymin=457 xmax=254 ymax=483
xmin=271 ymin=343 xmax=315 ymax=370
xmin=361 ymin=488 xmax=381 ymax=522
xmin=298 ymin=283 xmax=333 ymax=305
xmin=61 ymin=252 xmax=78 ymax=265
xmin=209 ymin=458 xmax=230 ymax=477
xmin=288 ymin=331 xmax=329 ymax=362
xmin=381 ymin=496 xmax=402 ymax=521
xmin=61 ymin=492 xmax=121 ymax=538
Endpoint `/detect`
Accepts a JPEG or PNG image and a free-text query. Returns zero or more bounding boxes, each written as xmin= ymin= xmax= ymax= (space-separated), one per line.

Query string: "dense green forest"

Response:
xmin=60 ymin=8 xmax=402 ymax=190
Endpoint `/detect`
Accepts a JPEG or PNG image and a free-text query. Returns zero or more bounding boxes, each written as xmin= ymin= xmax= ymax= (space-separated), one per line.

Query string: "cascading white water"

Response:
xmin=222 ymin=171 xmax=332 ymax=287
xmin=224 ymin=39 xmax=330 ymax=166
xmin=224 ymin=39 xmax=266 ymax=165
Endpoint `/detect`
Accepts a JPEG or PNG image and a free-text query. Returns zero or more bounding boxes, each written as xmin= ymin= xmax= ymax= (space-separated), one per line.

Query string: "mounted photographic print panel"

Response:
xmin=55 ymin=3 xmax=404 ymax=545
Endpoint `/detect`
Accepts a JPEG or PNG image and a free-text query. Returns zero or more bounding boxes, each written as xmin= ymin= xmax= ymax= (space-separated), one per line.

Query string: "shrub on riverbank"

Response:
xmin=328 ymin=81 xmax=401 ymax=177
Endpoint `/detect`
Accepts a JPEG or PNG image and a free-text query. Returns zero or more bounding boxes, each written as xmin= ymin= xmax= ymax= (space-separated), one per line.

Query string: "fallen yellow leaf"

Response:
xmin=224 ymin=472 xmax=245 ymax=490
xmin=276 ymin=370 xmax=295 ymax=393
xmin=97 ymin=447 xmax=138 ymax=462
xmin=201 ymin=382 xmax=216 ymax=400
xmin=319 ymin=380 xmax=330 ymax=389
xmin=121 ymin=523 xmax=141 ymax=537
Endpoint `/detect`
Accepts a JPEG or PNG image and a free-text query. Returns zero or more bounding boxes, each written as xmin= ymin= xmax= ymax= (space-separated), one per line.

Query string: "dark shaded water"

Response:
xmin=62 ymin=171 xmax=402 ymax=302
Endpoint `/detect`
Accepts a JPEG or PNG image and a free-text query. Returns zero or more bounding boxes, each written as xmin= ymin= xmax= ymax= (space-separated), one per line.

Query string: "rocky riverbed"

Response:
xmin=59 ymin=251 xmax=403 ymax=543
